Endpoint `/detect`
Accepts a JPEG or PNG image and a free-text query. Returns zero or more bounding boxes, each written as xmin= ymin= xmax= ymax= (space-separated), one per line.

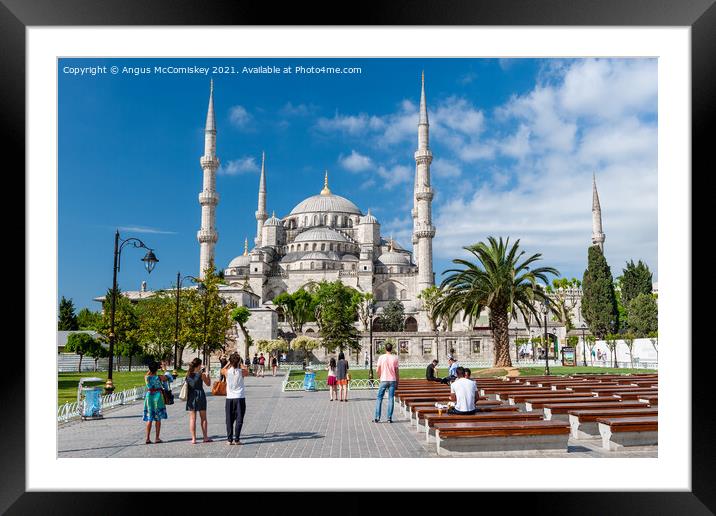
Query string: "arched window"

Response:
xmin=312 ymin=243 xmax=317 ymax=251
xmin=310 ymin=262 xmax=314 ymax=270
xmin=372 ymin=317 xmax=384 ymax=332
xmin=321 ymin=243 xmax=326 ymax=251
xmin=405 ymin=316 xmax=418 ymax=332
xmin=305 ymin=328 xmax=315 ymax=333
xmin=400 ymin=289 xmax=407 ymax=300
xmin=304 ymin=243 xmax=309 ymax=251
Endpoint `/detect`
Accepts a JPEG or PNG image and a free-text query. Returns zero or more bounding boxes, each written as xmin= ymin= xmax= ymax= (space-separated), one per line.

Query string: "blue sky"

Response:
xmin=59 ymin=58 xmax=657 ymax=311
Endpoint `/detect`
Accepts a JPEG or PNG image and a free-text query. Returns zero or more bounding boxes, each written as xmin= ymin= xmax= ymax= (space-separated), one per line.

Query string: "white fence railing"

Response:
xmin=57 ymin=377 xmax=186 ymax=424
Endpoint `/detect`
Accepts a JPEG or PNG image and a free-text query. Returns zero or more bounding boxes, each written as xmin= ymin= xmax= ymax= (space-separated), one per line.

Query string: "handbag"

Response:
xmin=162 ymin=386 xmax=174 ymax=405
xmin=179 ymin=380 xmax=188 ymax=401
xmin=211 ymin=379 xmax=227 ymax=396
xmin=346 ymin=372 xmax=351 ymax=382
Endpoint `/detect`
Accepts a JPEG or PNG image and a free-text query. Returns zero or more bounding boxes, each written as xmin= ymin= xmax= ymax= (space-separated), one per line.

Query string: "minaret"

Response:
xmin=413 ymin=71 xmax=436 ymax=291
xmin=197 ymin=79 xmax=220 ymax=279
xmin=591 ymin=173 xmax=605 ymax=252
xmin=255 ymin=151 xmax=267 ymax=247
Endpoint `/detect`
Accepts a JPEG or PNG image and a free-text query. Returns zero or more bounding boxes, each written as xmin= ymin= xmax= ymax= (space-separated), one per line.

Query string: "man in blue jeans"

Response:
xmin=373 ymin=342 xmax=400 ymax=423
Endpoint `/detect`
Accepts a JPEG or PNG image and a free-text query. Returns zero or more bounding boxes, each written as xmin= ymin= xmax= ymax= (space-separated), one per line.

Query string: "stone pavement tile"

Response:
xmin=58 ymin=373 xmax=657 ymax=459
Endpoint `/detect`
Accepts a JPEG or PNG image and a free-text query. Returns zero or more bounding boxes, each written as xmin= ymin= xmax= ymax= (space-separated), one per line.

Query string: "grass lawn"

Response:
xmin=287 ymin=365 xmax=654 ymax=382
xmin=57 ymin=370 xmax=185 ymax=406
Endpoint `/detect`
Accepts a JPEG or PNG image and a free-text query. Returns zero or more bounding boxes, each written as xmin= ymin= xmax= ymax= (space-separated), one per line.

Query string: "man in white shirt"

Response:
xmin=448 ymin=367 xmax=477 ymax=415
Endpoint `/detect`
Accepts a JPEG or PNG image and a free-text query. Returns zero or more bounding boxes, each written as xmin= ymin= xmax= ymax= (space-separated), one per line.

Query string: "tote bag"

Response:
xmin=179 ymin=380 xmax=188 ymax=401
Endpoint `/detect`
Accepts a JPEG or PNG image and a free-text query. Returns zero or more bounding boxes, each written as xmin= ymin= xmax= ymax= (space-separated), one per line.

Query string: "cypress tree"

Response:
xmin=581 ymin=246 xmax=618 ymax=339
xmin=621 ymin=260 xmax=653 ymax=306
xmin=58 ymin=296 xmax=79 ymax=331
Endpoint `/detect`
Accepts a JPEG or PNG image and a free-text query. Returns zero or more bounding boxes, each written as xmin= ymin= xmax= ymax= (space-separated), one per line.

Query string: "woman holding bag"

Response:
xmin=185 ymin=357 xmax=212 ymax=444
xmin=143 ymin=361 xmax=169 ymax=444
xmin=221 ymin=352 xmax=248 ymax=445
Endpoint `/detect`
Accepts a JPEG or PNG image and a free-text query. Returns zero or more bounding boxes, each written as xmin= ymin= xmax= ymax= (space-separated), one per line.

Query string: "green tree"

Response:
xmin=648 ymin=331 xmax=658 ymax=360
xmin=77 ymin=308 xmax=102 ymax=331
xmin=582 ymin=246 xmax=619 ymax=339
xmin=435 ymin=237 xmax=558 ymax=368
xmin=231 ymin=306 xmax=252 ymax=361
xmin=290 ymin=335 xmax=320 ymax=364
xmin=273 ymin=289 xmax=316 ymax=335
xmin=58 ymin=296 xmax=79 ymax=331
xmin=313 ymin=281 xmax=360 ymax=353
xmin=182 ymin=264 xmax=237 ymax=366
xmin=88 ymin=341 xmax=108 ymax=371
xmin=116 ymin=339 xmax=143 ymax=372
xmin=98 ymin=287 xmax=140 ymax=371
xmin=567 ymin=335 xmax=579 ymax=347
xmin=64 ymin=332 xmax=96 ymax=372
xmin=621 ymin=260 xmax=653 ymax=307
xmin=623 ymin=332 xmax=636 ymax=368
xmin=418 ymin=286 xmax=445 ymax=359
xmin=627 ymin=293 xmax=658 ymax=337
xmin=256 ymin=338 xmax=289 ymax=355
xmin=546 ymin=278 xmax=580 ymax=332
xmin=605 ymin=333 xmax=619 ymax=368
xmin=583 ymin=335 xmax=597 ymax=365
xmin=135 ymin=292 xmax=177 ymax=360
xmin=381 ymin=300 xmax=406 ymax=332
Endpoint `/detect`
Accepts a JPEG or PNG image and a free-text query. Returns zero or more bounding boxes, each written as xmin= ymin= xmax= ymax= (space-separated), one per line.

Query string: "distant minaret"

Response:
xmin=591 ymin=173 xmax=605 ymax=252
xmin=255 ymin=151 xmax=267 ymax=247
xmin=197 ymin=79 xmax=220 ymax=279
xmin=413 ymin=72 xmax=436 ymax=291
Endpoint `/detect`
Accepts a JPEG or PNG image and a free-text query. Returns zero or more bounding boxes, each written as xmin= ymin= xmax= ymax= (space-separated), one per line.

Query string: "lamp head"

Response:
xmin=142 ymin=249 xmax=159 ymax=274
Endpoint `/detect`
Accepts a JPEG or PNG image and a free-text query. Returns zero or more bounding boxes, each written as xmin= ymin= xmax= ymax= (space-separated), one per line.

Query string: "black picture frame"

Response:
xmin=3 ymin=0 xmax=709 ymax=512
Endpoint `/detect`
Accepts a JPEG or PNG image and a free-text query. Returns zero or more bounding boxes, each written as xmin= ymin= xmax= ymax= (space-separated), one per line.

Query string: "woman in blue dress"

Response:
xmin=186 ymin=357 xmax=212 ymax=444
xmin=143 ymin=361 xmax=169 ymax=444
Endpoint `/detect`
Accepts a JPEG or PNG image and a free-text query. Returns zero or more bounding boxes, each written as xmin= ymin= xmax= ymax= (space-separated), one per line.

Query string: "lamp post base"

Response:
xmin=104 ymin=379 xmax=115 ymax=394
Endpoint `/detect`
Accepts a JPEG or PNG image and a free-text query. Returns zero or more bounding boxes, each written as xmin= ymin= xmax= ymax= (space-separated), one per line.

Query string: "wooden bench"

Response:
xmin=508 ymin=392 xmax=595 ymax=406
xmin=540 ymin=400 xmax=648 ymax=420
xmin=597 ymin=416 xmax=658 ymax=450
xmin=523 ymin=396 xmax=624 ymax=411
xmin=422 ymin=412 xmax=542 ymax=441
xmin=435 ymin=420 xmax=570 ymax=455
xmin=405 ymin=399 xmax=503 ymax=421
xmin=567 ymin=407 xmax=658 ymax=438
xmin=638 ymin=396 xmax=658 ymax=405
xmin=412 ymin=404 xmax=518 ymax=428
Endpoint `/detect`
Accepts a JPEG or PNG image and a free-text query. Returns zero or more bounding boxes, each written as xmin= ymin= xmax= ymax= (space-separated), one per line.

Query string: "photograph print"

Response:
xmin=57 ymin=57 xmax=658 ymax=459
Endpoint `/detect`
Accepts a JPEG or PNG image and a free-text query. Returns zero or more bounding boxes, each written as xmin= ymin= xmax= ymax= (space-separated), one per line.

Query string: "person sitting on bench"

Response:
xmin=447 ymin=367 xmax=477 ymax=415
xmin=425 ymin=360 xmax=441 ymax=382
xmin=440 ymin=356 xmax=459 ymax=384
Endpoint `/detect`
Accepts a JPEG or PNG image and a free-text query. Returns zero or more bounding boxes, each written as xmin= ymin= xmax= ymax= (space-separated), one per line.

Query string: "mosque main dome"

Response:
xmin=289 ymin=192 xmax=361 ymax=216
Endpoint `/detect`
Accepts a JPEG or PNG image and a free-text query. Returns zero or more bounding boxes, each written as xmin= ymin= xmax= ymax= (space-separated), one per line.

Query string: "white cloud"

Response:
xmin=339 ymin=150 xmax=374 ymax=172
xmin=219 ymin=156 xmax=260 ymax=175
xmin=431 ymin=158 xmax=462 ymax=179
xmin=117 ymin=225 xmax=176 ymax=235
xmin=432 ymin=58 xmax=658 ymax=280
xmin=228 ymin=105 xmax=253 ymax=128
xmin=377 ymin=164 xmax=412 ymax=189
xmin=316 ymin=112 xmax=385 ymax=135
xmin=280 ymin=102 xmax=314 ymax=116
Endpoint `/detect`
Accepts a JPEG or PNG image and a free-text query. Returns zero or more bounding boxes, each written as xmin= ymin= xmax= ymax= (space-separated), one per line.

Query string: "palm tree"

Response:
xmin=435 ymin=237 xmax=559 ymax=368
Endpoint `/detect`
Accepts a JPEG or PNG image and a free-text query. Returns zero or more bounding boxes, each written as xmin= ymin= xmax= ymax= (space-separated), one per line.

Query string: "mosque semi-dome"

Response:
xmin=377 ymin=250 xmax=411 ymax=266
xmin=294 ymin=227 xmax=349 ymax=243
xmin=228 ymin=254 xmax=251 ymax=268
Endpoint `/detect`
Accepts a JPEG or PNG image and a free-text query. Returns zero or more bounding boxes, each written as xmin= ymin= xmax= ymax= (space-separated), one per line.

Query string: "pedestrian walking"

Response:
xmin=143 ymin=361 xmax=169 ymax=444
xmin=327 ymin=357 xmax=338 ymax=401
xmin=258 ymin=353 xmax=266 ymax=377
xmin=336 ymin=352 xmax=350 ymax=402
xmin=221 ymin=352 xmax=248 ymax=445
xmin=364 ymin=351 xmax=368 ymax=369
xmin=271 ymin=354 xmax=278 ymax=376
xmin=252 ymin=354 xmax=259 ymax=376
xmin=373 ymin=341 xmax=399 ymax=423
xmin=185 ymin=357 xmax=212 ymax=444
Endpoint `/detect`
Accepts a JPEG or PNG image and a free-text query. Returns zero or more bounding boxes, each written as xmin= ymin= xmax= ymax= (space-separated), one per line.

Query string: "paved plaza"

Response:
xmin=58 ymin=373 xmax=657 ymax=458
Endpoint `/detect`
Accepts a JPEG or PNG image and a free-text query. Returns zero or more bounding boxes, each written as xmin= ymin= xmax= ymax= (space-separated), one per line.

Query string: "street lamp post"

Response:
xmin=513 ymin=327 xmax=519 ymax=364
xmin=198 ymin=282 xmax=208 ymax=368
xmin=580 ymin=323 xmax=588 ymax=367
xmin=106 ymin=230 xmax=158 ymax=393
xmin=542 ymin=298 xmax=550 ymax=376
xmin=174 ymin=272 xmax=202 ymax=371
xmin=368 ymin=301 xmax=376 ymax=380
